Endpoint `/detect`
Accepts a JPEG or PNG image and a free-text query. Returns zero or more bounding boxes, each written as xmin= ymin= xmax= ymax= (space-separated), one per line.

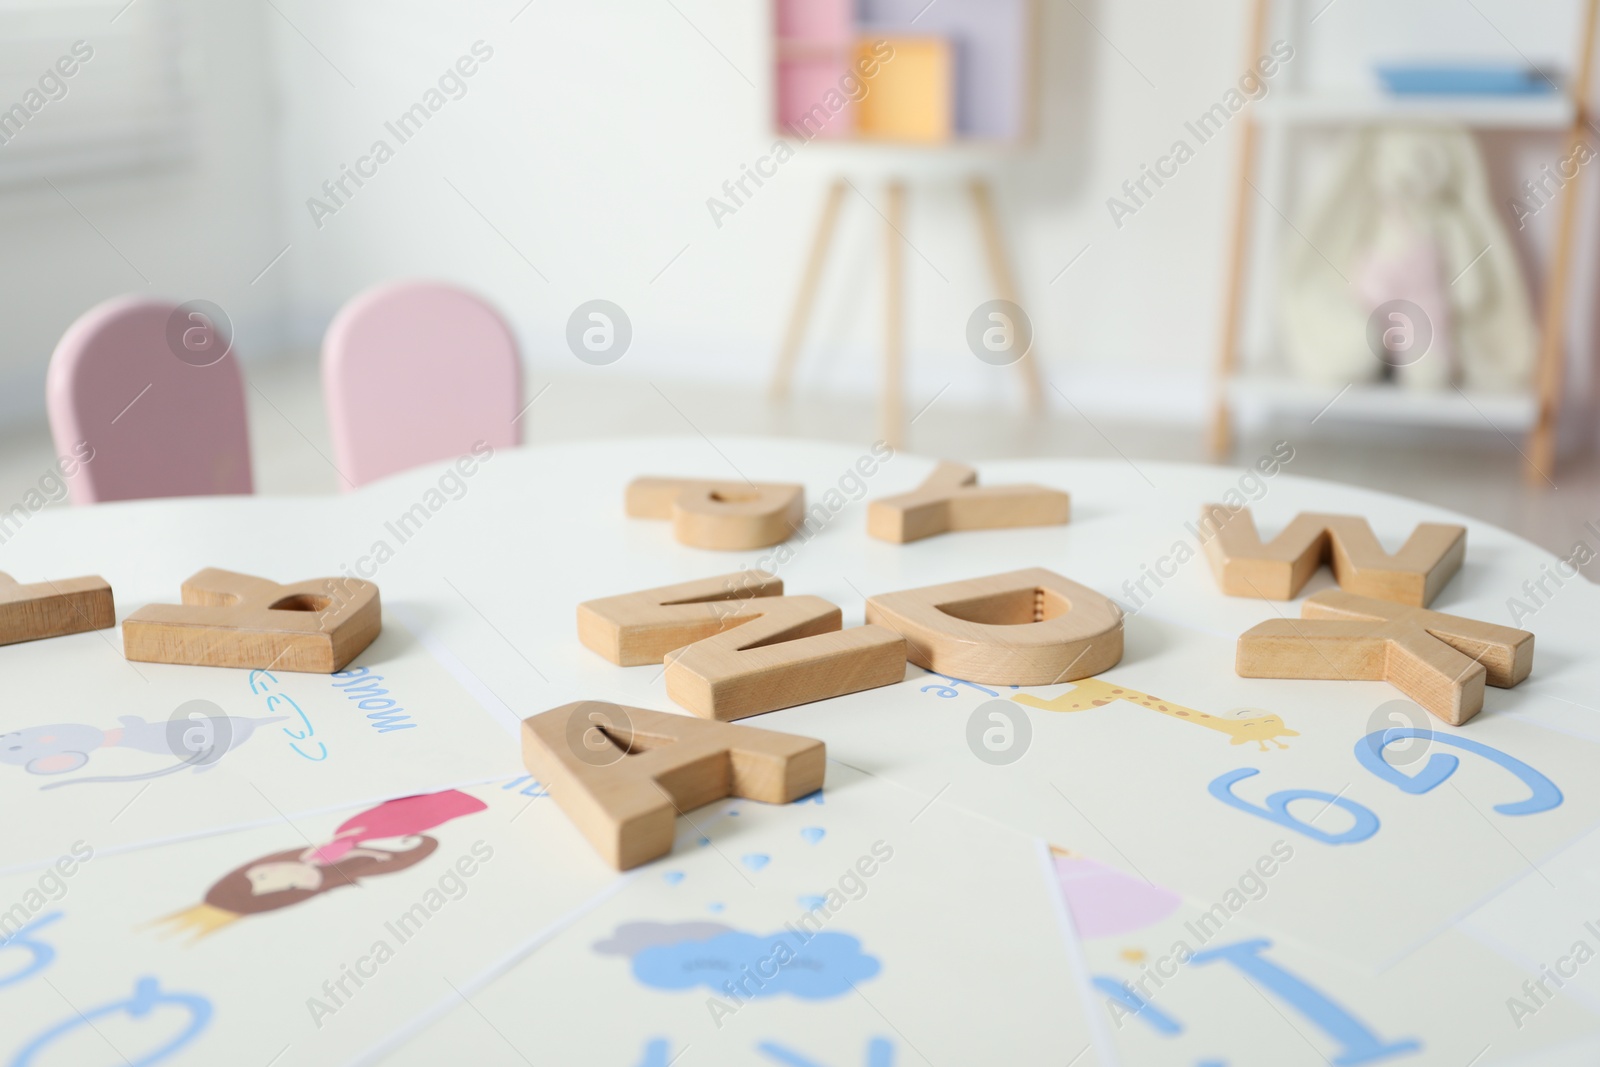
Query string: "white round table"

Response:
xmin=13 ymin=436 xmax=1589 ymax=697
xmin=2 ymin=438 xmax=1596 ymax=1066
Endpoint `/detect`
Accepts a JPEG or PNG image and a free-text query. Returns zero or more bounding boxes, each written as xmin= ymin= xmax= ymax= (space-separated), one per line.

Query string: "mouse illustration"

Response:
xmin=0 ymin=712 xmax=287 ymax=789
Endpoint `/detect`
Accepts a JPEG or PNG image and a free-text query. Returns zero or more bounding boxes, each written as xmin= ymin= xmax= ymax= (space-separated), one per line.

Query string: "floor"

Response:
xmin=6 ymin=351 xmax=1597 ymax=581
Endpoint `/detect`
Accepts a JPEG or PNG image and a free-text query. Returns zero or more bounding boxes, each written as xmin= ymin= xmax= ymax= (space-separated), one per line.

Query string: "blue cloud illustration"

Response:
xmin=631 ymin=930 xmax=880 ymax=1000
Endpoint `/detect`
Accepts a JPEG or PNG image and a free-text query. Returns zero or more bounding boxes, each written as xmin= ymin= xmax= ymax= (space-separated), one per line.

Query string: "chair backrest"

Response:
xmin=322 ymin=281 xmax=522 ymax=489
xmin=46 ymin=296 xmax=253 ymax=505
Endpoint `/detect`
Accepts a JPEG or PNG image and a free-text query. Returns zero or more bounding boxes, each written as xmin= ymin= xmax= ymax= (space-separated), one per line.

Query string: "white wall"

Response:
xmin=0 ymin=0 xmax=285 ymax=426
xmin=267 ymin=0 xmax=1250 ymax=418
xmin=263 ymin=0 xmax=1598 ymax=427
xmin=0 ymin=0 xmax=1590 ymax=435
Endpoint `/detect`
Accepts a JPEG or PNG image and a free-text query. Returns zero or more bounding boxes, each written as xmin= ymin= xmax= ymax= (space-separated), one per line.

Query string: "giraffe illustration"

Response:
xmin=1013 ymin=678 xmax=1298 ymax=751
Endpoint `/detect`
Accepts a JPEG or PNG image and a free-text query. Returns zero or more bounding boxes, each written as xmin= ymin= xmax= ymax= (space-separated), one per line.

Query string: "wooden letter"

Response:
xmin=1236 ymin=589 xmax=1533 ymax=726
xmin=1202 ymin=506 xmax=1465 ymax=606
xmin=123 ymin=569 xmax=379 ymax=673
xmin=577 ymin=571 xmax=784 ymax=666
xmin=664 ymin=596 xmax=906 ymax=720
xmin=868 ymin=461 xmax=1070 ymax=543
xmin=626 ymin=477 xmax=805 ymax=550
xmin=865 ymin=567 xmax=1123 ymax=685
xmin=522 ymin=700 xmax=825 ymax=869
xmin=0 ymin=572 xmax=114 ymax=645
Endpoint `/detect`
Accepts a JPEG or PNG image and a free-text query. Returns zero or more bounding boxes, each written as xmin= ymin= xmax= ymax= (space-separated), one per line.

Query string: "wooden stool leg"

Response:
xmin=1524 ymin=0 xmax=1598 ymax=485
xmin=1208 ymin=0 xmax=1270 ymax=460
xmin=1208 ymin=107 xmax=1258 ymax=462
xmin=770 ymin=178 xmax=848 ymax=403
xmin=969 ymin=177 xmax=1044 ymax=414
xmin=882 ymin=180 xmax=907 ymax=450
xmin=1207 ymin=397 xmax=1235 ymax=460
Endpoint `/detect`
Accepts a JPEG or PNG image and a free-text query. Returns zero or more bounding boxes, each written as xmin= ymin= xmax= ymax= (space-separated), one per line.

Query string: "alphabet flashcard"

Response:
xmin=0 ymin=779 xmax=621 ymax=1067
xmin=0 ymin=620 xmax=521 ymax=872
xmin=1052 ymin=843 xmax=1593 ymax=1065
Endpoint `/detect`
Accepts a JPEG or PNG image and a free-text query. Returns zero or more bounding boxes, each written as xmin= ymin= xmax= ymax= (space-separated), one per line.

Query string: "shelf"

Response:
xmin=1227 ymin=375 xmax=1539 ymax=431
xmin=1252 ymin=92 xmax=1575 ymax=129
xmin=772 ymin=0 xmax=1033 ymax=143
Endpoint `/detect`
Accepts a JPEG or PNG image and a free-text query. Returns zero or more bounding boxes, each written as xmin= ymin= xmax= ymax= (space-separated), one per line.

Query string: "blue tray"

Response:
xmin=1375 ymin=63 xmax=1556 ymax=95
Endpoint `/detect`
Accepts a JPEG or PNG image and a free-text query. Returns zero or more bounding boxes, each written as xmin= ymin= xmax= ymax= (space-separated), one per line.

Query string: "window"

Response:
xmin=0 ymin=0 xmax=192 ymax=185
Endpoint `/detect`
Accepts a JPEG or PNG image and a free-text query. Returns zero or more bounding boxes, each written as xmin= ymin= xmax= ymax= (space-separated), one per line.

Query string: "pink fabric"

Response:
xmin=45 ymin=297 xmax=253 ymax=504
xmin=308 ymin=789 xmax=487 ymax=865
xmin=1356 ymin=229 xmax=1456 ymax=371
xmin=322 ymin=281 xmax=522 ymax=489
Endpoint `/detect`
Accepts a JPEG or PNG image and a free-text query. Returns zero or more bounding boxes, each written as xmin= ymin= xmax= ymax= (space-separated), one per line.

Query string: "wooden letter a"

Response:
xmin=522 ymin=700 xmax=825 ymax=869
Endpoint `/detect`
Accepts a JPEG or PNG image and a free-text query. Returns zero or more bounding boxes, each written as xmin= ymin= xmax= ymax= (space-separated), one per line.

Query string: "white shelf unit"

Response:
xmin=1208 ymin=0 xmax=1599 ymax=484
xmin=1227 ymin=376 xmax=1539 ymax=431
xmin=1252 ymin=93 xmax=1575 ymax=129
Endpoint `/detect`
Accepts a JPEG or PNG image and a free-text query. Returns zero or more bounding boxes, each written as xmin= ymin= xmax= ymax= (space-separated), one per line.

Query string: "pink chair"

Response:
xmin=46 ymin=296 xmax=253 ymax=504
xmin=322 ymin=281 xmax=522 ymax=489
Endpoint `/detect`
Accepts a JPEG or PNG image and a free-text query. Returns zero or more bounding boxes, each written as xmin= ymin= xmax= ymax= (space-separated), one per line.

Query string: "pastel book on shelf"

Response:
xmin=854 ymin=37 xmax=954 ymax=143
xmin=772 ymin=0 xmax=1033 ymax=144
xmin=773 ymin=0 xmax=858 ymax=139
xmin=856 ymin=0 xmax=1033 ymax=141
